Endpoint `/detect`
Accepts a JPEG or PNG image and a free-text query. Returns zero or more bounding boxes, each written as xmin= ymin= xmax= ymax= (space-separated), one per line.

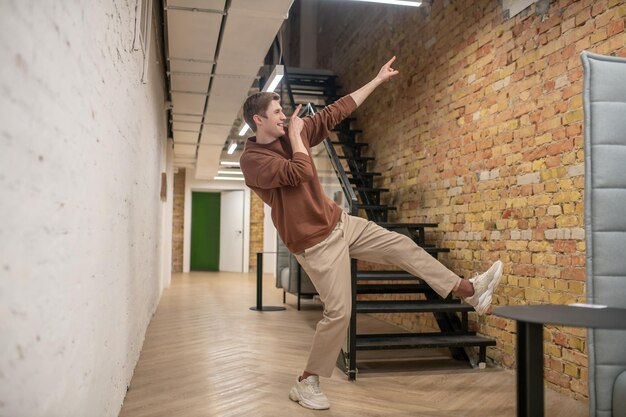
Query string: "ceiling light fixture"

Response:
xmin=214 ymin=176 xmax=245 ymax=181
xmin=220 ymin=161 xmax=240 ymax=166
xmin=239 ymin=65 xmax=285 ymax=137
xmin=227 ymin=141 xmax=238 ymax=155
xmin=345 ymin=0 xmax=422 ymax=6
xmin=238 ymin=123 xmax=250 ymax=136
xmin=217 ymin=169 xmax=243 ymax=175
xmin=263 ymin=65 xmax=284 ymax=93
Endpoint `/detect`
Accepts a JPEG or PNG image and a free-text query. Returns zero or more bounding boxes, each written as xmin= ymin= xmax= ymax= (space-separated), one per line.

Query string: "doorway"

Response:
xmin=190 ymin=192 xmax=220 ymax=271
xmin=219 ymin=190 xmax=245 ymax=272
xmin=188 ymin=190 xmax=246 ymax=272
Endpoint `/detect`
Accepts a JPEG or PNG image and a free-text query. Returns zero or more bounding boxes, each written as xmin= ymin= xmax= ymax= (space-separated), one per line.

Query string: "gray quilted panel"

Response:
xmin=588 ymin=57 xmax=626 ymax=101
xmin=593 ymin=232 xmax=626 ymax=276
xmin=594 ymin=331 xmax=626 ymax=364
xmin=582 ymin=51 xmax=626 ymax=417
xmin=590 ymin=104 xmax=626 ymax=145
xmin=592 ymin=146 xmax=626 ymax=188
xmin=614 ymin=372 xmax=626 ymax=417
xmin=592 ymin=190 xmax=626 ymax=231
xmin=276 ymin=237 xmax=291 ymax=288
xmin=592 ymin=276 xmax=626 ymax=305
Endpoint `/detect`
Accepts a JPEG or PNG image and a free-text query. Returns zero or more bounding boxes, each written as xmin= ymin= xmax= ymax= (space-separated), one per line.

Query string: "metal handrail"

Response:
xmin=302 ymin=103 xmax=359 ymax=216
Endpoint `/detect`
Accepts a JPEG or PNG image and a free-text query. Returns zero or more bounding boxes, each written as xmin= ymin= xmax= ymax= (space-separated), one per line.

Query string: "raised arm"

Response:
xmin=349 ymin=56 xmax=399 ymax=107
xmin=300 ymin=56 xmax=400 ymax=147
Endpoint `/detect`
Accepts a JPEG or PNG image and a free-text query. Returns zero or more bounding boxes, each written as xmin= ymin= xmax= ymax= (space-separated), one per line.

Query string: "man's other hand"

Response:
xmin=289 ymin=104 xmax=304 ymax=137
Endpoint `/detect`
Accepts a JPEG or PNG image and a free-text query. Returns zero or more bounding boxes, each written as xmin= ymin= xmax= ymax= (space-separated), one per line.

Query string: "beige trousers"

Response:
xmin=293 ymin=211 xmax=460 ymax=377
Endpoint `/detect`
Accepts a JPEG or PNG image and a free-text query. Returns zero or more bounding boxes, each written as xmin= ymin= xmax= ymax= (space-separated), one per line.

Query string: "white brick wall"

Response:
xmin=0 ymin=1 xmax=170 ymax=416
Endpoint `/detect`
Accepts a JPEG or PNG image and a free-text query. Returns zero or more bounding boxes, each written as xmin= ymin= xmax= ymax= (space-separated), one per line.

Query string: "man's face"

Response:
xmin=255 ymin=100 xmax=286 ymax=138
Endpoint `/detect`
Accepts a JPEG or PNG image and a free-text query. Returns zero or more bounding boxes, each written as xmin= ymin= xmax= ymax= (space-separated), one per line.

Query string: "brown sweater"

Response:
xmin=240 ymin=96 xmax=357 ymax=254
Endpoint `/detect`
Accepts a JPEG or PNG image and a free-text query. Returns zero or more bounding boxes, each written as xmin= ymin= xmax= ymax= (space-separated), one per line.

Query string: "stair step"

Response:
xmin=338 ymin=156 xmax=375 ymax=161
xmin=348 ymin=172 xmax=381 ymax=177
xmin=354 ymin=187 xmax=389 ymax=192
xmin=287 ymin=80 xmax=337 ymax=89
xmin=331 ymin=141 xmax=366 ymax=147
xmin=286 ymin=66 xmax=335 ymax=73
xmin=356 ymin=332 xmax=496 ymax=351
xmin=292 ymin=90 xmax=338 ymax=99
xmin=288 ymin=84 xmax=331 ymax=92
xmin=357 ymin=271 xmax=416 ymax=280
xmin=286 ymin=78 xmax=337 ymax=85
xmin=356 ymin=300 xmax=471 ymax=314
xmin=418 ymin=247 xmax=450 ymax=256
xmin=377 ymin=222 xmax=439 ymax=229
xmin=331 ymin=129 xmax=363 ymax=134
xmin=357 ymin=283 xmax=432 ymax=294
xmin=354 ymin=205 xmax=397 ymax=211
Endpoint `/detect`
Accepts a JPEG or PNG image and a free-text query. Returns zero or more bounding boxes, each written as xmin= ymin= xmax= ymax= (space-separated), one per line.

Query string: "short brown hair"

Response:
xmin=243 ymin=92 xmax=280 ymax=132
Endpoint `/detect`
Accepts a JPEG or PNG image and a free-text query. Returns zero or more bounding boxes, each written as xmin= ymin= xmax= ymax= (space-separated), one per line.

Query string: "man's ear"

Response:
xmin=252 ymin=114 xmax=263 ymax=128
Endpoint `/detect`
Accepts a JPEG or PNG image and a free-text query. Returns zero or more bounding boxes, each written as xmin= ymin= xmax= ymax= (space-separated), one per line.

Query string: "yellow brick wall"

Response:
xmin=317 ymin=0 xmax=625 ymax=401
xmin=171 ymin=168 xmax=185 ymax=272
xmin=249 ymin=192 xmax=265 ymax=270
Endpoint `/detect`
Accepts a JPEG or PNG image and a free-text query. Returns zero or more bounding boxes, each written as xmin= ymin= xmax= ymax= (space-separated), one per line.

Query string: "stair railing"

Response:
xmin=300 ymin=103 xmax=359 ymax=217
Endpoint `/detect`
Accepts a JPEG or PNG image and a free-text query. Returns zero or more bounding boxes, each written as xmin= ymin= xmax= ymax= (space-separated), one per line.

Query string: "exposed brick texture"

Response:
xmin=317 ymin=0 xmax=625 ymax=401
xmin=172 ymin=168 xmax=185 ymax=272
xmin=249 ymin=193 xmax=265 ymax=270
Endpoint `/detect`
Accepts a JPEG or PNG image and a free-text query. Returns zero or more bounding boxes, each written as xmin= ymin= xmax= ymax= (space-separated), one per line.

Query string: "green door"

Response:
xmin=190 ymin=192 xmax=220 ymax=271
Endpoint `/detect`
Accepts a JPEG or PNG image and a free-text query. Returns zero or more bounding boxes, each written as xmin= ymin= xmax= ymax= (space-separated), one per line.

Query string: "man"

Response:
xmin=240 ymin=57 xmax=503 ymax=410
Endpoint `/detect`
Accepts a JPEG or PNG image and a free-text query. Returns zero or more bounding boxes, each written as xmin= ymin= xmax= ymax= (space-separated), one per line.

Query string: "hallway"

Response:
xmin=119 ymin=272 xmax=588 ymax=417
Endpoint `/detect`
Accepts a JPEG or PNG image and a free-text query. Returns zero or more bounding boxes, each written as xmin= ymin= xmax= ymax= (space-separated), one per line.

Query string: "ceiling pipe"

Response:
xmin=343 ymin=0 xmax=422 ymax=6
xmin=193 ymin=0 xmax=232 ymax=159
xmin=163 ymin=5 xmax=226 ymax=14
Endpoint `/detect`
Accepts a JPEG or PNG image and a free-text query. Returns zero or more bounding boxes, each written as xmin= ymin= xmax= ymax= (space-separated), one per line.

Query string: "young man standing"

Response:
xmin=239 ymin=57 xmax=503 ymax=410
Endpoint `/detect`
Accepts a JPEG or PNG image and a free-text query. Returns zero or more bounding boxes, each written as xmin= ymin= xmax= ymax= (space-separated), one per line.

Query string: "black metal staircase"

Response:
xmin=279 ymin=65 xmax=496 ymax=380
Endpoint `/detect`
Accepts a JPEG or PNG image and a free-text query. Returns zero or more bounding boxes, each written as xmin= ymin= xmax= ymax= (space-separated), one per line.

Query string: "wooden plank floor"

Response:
xmin=119 ymin=272 xmax=589 ymax=417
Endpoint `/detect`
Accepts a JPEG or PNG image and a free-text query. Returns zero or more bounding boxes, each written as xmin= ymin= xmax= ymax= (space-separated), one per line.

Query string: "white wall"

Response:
xmin=0 ymin=2 xmax=169 ymax=416
xmin=182 ymin=171 xmax=251 ymax=273
xmin=161 ymin=140 xmax=175 ymax=289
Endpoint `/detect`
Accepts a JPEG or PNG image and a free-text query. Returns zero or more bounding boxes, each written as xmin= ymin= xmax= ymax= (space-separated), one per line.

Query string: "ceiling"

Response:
xmin=163 ymin=0 xmax=294 ymax=179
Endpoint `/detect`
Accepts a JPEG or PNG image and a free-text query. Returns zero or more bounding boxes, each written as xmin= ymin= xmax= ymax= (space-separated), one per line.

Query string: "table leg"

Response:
xmin=516 ymin=321 xmax=544 ymax=417
xmin=250 ymin=252 xmax=285 ymax=312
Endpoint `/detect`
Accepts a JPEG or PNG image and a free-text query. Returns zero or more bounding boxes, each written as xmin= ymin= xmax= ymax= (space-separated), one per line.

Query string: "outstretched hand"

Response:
xmin=376 ymin=56 xmax=400 ymax=83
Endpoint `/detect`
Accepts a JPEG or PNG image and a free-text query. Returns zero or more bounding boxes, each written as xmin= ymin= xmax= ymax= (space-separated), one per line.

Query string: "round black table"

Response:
xmin=493 ymin=304 xmax=626 ymax=417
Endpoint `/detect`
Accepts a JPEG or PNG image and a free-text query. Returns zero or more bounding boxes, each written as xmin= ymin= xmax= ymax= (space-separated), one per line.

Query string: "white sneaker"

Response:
xmin=464 ymin=260 xmax=503 ymax=315
xmin=289 ymin=375 xmax=330 ymax=410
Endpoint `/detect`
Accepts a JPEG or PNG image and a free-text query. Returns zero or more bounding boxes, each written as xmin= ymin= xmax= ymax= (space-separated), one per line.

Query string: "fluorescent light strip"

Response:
xmin=214 ymin=176 xmax=245 ymax=181
xmin=238 ymin=123 xmax=250 ymax=136
xmin=227 ymin=142 xmax=238 ymax=154
xmin=262 ymin=65 xmax=284 ymax=93
xmin=345 ymin=0 xmax=421 ymax=6
xmin=217 ymin=170 xmax=243 ymax=175
xmin=264 ymin=73 xmax=284 ymax=93
xmin=220 ymin=161 xmax=240 ymax=166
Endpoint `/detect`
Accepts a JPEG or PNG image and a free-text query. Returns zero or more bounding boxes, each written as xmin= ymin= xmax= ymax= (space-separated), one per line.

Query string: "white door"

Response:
xmin=219 ymin=190 xmax=244 ymax=272
xmin=263 ymin=203 xmax=277 ymax=276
